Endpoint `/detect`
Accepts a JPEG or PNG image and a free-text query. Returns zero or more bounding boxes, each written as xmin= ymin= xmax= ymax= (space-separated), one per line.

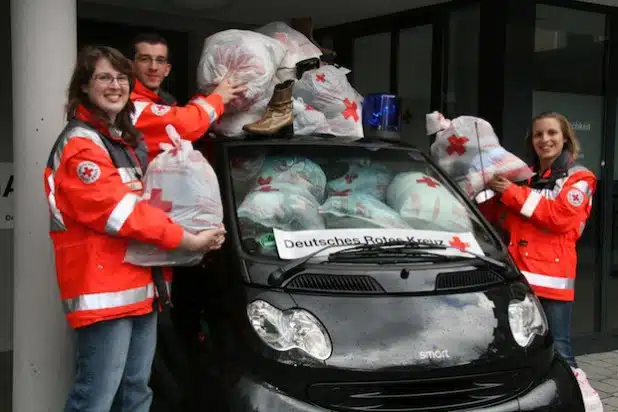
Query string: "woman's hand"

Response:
xmin=487 ymin=175 xmax=513 ymax=194
xmin=180 ymin=227 xmax=226 ymax=252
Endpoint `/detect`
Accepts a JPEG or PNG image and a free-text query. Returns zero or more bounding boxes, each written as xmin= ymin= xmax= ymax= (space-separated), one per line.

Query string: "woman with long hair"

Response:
xmin=44 ymin=45 xmax=225 ymax=412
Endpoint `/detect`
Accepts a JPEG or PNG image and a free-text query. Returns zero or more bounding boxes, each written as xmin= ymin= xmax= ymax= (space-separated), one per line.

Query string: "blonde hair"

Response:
xmin=526 ymin=112 xmax=580 ymax=160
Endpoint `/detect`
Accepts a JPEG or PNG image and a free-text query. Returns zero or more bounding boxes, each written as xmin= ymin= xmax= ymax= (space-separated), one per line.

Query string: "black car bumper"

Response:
xmin=228 ymin=356 xmax=584 ymax=412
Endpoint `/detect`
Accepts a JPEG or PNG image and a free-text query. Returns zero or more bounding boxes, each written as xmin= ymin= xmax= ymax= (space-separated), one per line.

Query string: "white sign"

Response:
xmin=0 ymin=163 xmax=12 ymax=229
xmin=273 ymin=228 xmax=485 ymax=260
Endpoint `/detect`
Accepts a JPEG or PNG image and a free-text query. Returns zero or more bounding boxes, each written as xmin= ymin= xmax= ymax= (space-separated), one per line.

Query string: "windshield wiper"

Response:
xmin=268 ymin=244 xmax=341 ymax=287
xmin=328 ymin=240 xmax=505 ymax=269
xmin=267 ymin=240 xmax=504 ymax=287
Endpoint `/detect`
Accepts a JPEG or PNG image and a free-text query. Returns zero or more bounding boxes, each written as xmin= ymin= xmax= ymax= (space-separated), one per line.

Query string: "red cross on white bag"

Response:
xmin=416 ymin=176 xmax=440 ymax=188
xmin=342 ymin=98 xmax=359 ymax=122
xmin=148 ymin=189 xmax=173 ymax=213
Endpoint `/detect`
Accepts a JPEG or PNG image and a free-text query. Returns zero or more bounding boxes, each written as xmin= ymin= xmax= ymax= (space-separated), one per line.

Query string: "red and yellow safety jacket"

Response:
xmin=44 ymin=105 xmax=185 ymax=329
xmin=130 ymin=79 xmax=223 ymax=164
xmin=479 ymin=151 xmax=596 ymax=301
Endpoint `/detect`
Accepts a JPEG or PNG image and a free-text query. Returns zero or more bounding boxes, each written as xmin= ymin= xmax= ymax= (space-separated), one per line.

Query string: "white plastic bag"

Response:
xmin=386 ymin=172 xmax=472 ymax=232
xmin=197 ymin=29 xmax=286 ymax=114
xmin=572 ymin=368 xmax=604 ymax=412
xmin=326 ymin=162 xmax=393 ymax=201
xmin=426 ymin=111 xmax=533 ymax=198
xmin=292 ymin=97 xmax=333 ymax=136
xmin=293 ymin=65 xmax=364 ymax=138
xmin=124 ymin=125 xmax=223 ymax=267
xmin=253 ymin=156 xmax=327 ymax=203
xmin=237 ymin=183 xmax=325 ymax=237
xmin=319 ymin=193 xmax=410 ymax=229
xmin=255 ymin=21 xmax=323 ymax=69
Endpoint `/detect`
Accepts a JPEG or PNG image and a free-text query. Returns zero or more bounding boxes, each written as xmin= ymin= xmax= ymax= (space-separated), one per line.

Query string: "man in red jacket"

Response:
xmin=130 ymin=32 xmax=246 ymax=163
xmin=130 ymin=33 xmax=243 ymax=411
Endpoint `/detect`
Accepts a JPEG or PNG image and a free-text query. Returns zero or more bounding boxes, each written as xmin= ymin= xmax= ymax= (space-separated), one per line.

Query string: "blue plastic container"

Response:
xmin=362 ymin=93 xmax=402 ymax=140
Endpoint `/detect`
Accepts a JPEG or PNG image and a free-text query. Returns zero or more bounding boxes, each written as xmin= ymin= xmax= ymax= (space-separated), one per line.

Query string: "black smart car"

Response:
xmin=188 ymin=135 xmax=584 ymax=412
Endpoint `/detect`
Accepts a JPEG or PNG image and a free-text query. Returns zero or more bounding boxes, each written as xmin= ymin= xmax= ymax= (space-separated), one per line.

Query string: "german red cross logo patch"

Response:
xmin=151 ymin=104 xmax=171 ymax=116
xmin=566 ymin=188 xmax=584 ymax=207
xmin=76 ymin=161 xmax=101 ymax=184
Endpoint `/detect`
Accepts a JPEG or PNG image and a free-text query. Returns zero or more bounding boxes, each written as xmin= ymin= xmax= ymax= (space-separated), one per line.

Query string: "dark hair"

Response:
xmin=131 ymin=33 xmax=169 ymax=58
xmin=526 ymin=111 xmax=581 ymax=160
xmin=65 ymin=45 xmax=141 ymax=146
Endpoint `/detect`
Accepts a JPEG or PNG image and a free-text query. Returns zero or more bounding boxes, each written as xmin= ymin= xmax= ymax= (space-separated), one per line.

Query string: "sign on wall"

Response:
xmin=0 ymin=163 xmax=13 ymax=229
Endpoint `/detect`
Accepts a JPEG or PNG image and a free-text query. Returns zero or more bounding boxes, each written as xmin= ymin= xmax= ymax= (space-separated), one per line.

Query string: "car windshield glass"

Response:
xmin=227 ymin=141 xmax=499 ymax=260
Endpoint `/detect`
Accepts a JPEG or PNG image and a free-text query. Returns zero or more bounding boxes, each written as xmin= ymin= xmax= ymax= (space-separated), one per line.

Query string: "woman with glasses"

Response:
xmin=44 ymin=45 xmax=225 ymax=412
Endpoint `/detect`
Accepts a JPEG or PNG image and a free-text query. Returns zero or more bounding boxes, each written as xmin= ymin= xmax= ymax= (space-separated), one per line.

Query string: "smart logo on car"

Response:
xmin=419 ymin=347 xmax=450 ymax=360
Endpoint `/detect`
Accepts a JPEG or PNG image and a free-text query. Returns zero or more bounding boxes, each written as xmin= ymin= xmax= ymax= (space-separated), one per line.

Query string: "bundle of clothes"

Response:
xmin=196 ymin=20 xmax=364 ymax=138
xmin=231 ymin=153 xmax=474 ymax=253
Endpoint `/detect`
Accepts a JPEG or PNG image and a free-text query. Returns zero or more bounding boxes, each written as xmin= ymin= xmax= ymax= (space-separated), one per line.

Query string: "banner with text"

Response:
xmin=0 ymin=163 xmax=13 ymax=229
xmin=273 ymin=228 xmax=485 ymax=260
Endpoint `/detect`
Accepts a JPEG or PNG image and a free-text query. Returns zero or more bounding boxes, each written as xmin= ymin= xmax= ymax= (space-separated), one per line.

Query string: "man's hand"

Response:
xmin=212 ymin=73 xmax=248 ymax=105
xmin=487 ymin=175 xmax=513 ymax=194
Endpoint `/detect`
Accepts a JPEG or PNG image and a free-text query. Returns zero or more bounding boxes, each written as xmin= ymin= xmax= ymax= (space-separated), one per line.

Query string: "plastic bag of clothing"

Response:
xmin=293 ymin=97 xmax=333 ymax=136
xmin=319 ymin=193 xmax=410 ymax=229
xmin=255 ymin=21 xmax=323 ymax=82
xmin=211 ymin=98 xmax=269 ymax=137
xmin=426 ymin=111 xmax=533 ymax=198
xmin=124 ymin=126 xmax=223 ymax=267
xmin=237 ymin=183 xmax=325 ymax=239
xmin=230 ymin=152 xmax=266 ymax=201
xmin=197 ymin=29 xmax=286 ymax=114
xmin=386 ymin=171 xmax=472 ymax=232
xmin=293 ymin=65 xmax=364 ymax=138
xmin=253 ymin=156 xmax=327 ymax=203
xmin=326 ymin=161 xmax=393 ymax=201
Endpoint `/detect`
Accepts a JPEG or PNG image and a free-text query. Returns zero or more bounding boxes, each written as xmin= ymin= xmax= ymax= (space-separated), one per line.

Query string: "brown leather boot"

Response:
xmin=242 ymin=80 xmax=294 ymax=136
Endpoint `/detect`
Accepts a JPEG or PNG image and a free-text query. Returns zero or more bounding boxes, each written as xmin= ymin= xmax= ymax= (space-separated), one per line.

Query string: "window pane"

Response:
xmin=352 ymin=33 xmax=391 ymax=95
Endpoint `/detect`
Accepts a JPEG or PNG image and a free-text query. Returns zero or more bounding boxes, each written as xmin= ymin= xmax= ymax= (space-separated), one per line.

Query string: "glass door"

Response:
xmin=532 ymin=4 xmax=606 ymax=334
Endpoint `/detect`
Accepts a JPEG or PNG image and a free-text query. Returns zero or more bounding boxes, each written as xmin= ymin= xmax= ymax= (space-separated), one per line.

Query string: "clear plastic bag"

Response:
xmin=426 ymin=111 xmax=533 ymax=198
xmin=255 ymin=21 xmax=323 ymax=69
xmin=292 ymin=97 xmax=333 ymax=136
xmin=197 ymin=29 xmax=286 ymax=114
xmin=326 ymin=162 xmax=393 ymax=201
xmin=253 ymin=156 xmax=327 ymax=203
xmin=319 ymin=193 xmax=410 ymax=229
xmin=124 ymin=125 xmax=223 ymax=267
xmin=386 ymin=171 xmax=472 ymax=232
xmin=293 ymin=66 xmax=364 ymax=138
xmin=237 ymin=183 xmax=325 ymax=238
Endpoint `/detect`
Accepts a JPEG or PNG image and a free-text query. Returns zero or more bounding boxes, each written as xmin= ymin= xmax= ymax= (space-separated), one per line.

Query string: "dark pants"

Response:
xmin=540 ymin=298 xmax=577 ymax=368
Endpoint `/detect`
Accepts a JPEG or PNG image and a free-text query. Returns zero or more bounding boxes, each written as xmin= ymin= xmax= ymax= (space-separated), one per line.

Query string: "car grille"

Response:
xmin=435 ymin=269 xmax=504 ymax=291
xmin=307 ymin=369 xmax=533 ymax=411
xmin=285 ymin=274 xmax=385 ymax=294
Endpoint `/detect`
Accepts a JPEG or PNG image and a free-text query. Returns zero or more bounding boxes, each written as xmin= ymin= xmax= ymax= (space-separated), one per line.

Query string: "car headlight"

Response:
xmin=247 ymin=300 xmax=332 ymax=361
xmin=508 ymin=293 xmax=548 ymax=347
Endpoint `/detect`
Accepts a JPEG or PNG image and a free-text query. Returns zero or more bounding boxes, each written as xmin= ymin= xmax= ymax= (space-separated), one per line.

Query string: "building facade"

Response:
xmin=4 ymin=0 xmax=618 ymax=410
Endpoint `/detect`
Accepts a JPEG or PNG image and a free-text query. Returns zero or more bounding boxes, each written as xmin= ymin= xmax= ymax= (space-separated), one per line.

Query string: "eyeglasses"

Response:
xmin=93 ymin=73 xmax=130 ymax=85
xmin=136 ymin=55 xmax=168 ymax=65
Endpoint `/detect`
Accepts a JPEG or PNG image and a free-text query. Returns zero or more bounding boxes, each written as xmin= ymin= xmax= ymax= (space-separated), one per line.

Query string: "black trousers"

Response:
xmin=149 ymin=269 xmax=204 ymax=412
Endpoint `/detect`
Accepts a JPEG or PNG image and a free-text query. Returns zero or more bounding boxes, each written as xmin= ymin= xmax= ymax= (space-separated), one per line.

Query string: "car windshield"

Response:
xmin=227 ymin=141 xmax=499 ymax=260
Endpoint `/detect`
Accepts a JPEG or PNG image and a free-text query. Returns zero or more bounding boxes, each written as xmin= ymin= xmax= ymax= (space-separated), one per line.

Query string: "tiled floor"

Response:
xmin=577 ymin=351 xmax=618 ymax=411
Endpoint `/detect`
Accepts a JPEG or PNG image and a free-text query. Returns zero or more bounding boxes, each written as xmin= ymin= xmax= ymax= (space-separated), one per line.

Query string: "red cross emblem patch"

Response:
xmin=566 ymin=188 xmax=584 ymax=207
xmin=76 ymin=161 xmax=101 ymax=184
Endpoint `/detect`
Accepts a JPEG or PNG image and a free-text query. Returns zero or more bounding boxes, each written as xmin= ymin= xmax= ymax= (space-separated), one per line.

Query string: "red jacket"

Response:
xmin=130 ymin=79 xmax=223 ymax=164
xmin=44 ymin=105 xmax=185 ymax=328
xmin=479 ymin=152 xmax=596 ymax=301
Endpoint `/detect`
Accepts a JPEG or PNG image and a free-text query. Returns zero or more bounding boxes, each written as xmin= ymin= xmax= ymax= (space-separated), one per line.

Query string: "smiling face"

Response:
xmin=134 ymin=42 xmax=171 ymax=91
xmin=531 ymin=117 xmax=566 ymax=166
xmin=82 ymin=57 xmax=130 ymax=123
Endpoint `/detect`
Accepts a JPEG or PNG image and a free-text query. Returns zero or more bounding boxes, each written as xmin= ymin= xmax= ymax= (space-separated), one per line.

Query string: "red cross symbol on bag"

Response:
xmin=316 ymin=73 xmax=326 ymax=82
xmin=416 ymin=176 xmax=440 ymax=188
xmin=149 ymin=189 xmax=173 ymax=213
xmin=446 ymin=135 xmax=469 ymax=156
xmin=449 ymin=236 xmax=470 ymax=250
xmin=342 ymin=98 xmax=359 ymax=122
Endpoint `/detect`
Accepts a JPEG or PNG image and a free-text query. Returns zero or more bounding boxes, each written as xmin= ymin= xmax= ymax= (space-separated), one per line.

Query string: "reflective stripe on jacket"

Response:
xmin=44 ymin=105 xmax=184 ymax=328
xmin=479 ymin=151 xmax=596 ymax=301
xmin=130 ymin=79 xmax=224 ymax=164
